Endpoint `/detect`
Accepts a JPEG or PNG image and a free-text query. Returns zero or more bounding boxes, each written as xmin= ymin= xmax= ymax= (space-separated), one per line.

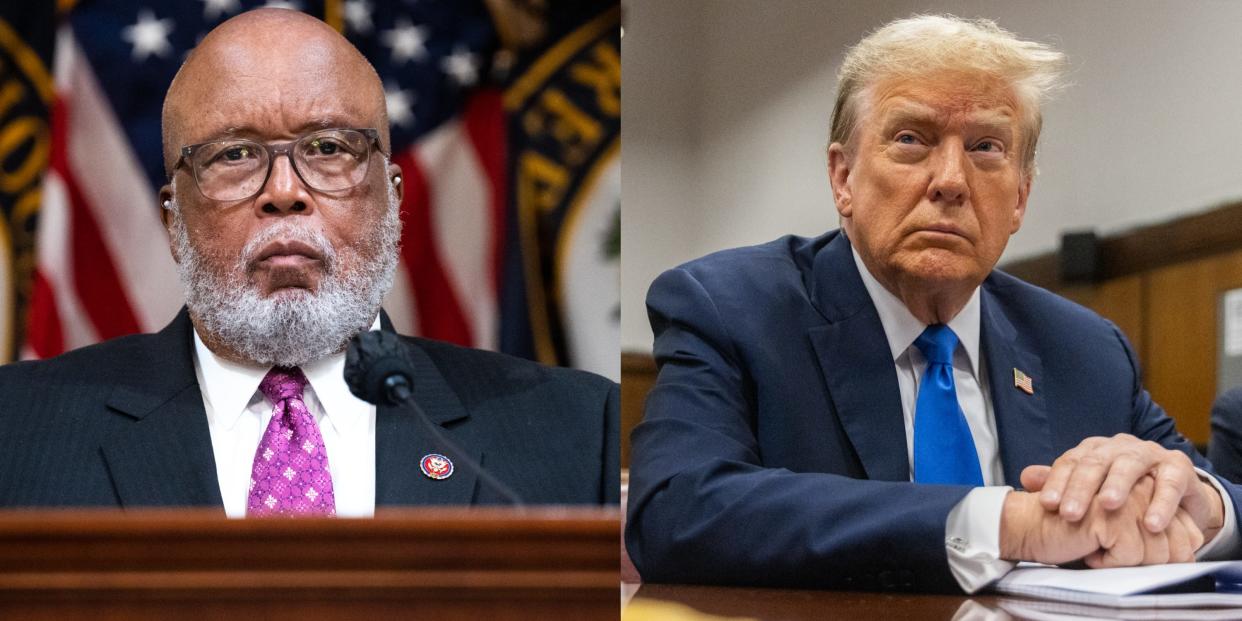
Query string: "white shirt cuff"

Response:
xmin=1195 ymin=467 xmax=1241 ymax=560
xmin=944 ymin=485 xmax=1015 ymax=593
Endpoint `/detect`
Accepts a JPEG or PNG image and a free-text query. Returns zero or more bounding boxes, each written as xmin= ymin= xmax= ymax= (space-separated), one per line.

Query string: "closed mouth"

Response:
xmin=252 ymin=240 xmax=325 ymax=265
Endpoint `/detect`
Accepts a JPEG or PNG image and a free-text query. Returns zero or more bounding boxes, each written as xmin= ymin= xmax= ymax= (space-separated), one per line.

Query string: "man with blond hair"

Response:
xmin=626 ymin=14 xmax=1241 ymax=593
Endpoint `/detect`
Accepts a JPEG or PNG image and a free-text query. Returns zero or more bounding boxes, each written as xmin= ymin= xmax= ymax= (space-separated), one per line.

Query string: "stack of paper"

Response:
xmin=990 ymin=561 xmax=1242 ymax=609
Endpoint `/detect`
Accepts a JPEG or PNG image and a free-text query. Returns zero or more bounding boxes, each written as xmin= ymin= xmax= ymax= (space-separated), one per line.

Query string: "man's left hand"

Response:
xmin=1021 ymin=434 xmax=1224 ymax=543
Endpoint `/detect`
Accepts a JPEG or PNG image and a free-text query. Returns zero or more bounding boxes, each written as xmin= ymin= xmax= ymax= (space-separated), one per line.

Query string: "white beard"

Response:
xmin=170 ymin=179 xmax=401 ymax=367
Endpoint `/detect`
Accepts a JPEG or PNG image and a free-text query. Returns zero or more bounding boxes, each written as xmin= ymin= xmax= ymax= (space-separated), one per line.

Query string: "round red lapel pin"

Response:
xmin=420 ymin=453 xmax=454 ymax=480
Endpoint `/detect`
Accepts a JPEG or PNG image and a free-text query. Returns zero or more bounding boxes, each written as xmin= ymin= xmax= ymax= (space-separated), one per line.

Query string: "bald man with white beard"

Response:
xmin=0 ymin=9 xmax=618 ymax=513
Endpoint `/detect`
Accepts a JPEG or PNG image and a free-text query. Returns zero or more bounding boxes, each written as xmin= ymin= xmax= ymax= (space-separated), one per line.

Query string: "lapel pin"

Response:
xmin=420 ymin=453 xmax=454 ymax=480
xmin=1013 ymin=368 xmax=1034 ymax=395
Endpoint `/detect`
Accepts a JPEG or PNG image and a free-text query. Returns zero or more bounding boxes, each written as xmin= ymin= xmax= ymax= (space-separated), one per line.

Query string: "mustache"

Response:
xmin=240 ymin=220 xmax=337 ymax=272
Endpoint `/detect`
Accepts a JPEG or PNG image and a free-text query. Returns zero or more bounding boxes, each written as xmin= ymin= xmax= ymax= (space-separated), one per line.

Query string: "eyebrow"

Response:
xmin=880 ymin=102 xmax=941 ymax=131
xmin=880 ymin=104 xmax=1016 ymax=140
xmin=208 ymin=118 xmax=360 ymax=141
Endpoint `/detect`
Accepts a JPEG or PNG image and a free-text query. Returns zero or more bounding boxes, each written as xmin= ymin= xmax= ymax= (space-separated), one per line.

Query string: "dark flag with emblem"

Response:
xmin=498 ymin=2 xmax=620 ymax=379
xmin=8 ymin=0 xmax=619 ymax=381
xmin=0 ymin=2 xmax=55 ymax=362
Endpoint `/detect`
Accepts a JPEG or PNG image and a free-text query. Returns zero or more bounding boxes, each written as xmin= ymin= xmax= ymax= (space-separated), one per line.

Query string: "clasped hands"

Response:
xmin=999 ymin=434 xmax=1226 ymax=567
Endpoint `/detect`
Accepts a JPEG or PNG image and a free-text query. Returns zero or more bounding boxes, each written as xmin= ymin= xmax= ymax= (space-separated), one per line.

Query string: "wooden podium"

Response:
xmin=0 ymin=507 xmax=619 ymax=620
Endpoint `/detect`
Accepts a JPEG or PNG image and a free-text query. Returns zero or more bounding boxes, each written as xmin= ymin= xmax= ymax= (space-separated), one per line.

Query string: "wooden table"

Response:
xmin=630 ymin=581 xmax=1233 ymax=620
xmin=626 ymin=583 xmax=1009 ymax=620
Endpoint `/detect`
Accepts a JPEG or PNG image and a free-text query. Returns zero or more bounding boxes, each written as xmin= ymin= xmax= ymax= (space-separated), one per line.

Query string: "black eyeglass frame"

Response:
xmin=170 ymin=128 xmax=387 ymax=201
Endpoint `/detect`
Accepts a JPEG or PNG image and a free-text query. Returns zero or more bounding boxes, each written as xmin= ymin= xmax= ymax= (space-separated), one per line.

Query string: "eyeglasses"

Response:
xmin=173 ymin=128 xmax=386 ymax=202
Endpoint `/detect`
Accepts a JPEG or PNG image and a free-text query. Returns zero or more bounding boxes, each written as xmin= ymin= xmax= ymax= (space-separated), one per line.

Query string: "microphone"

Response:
xmin=345 ymin=330 xmax=523 ymax=505
xmin=344 ymin=330 xmax=415 ymax=405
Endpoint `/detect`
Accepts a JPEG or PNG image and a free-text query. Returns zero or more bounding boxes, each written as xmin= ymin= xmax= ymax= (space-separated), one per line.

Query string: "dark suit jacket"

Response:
xmin=1209 ymin=387 xmax=1242 ymax=484
xmin=626 ymin=230 xmax=1237 ymax=593
xmin=0 ymin=309 xmax=619 ymax=508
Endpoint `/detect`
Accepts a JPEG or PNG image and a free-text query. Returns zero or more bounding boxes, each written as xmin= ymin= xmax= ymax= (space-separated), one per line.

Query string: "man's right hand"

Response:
xmin=999 ymin=474 xmax=1204 ymax=567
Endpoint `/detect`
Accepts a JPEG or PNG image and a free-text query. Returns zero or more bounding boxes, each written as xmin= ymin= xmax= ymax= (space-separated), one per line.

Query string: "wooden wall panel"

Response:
xmin=1145 ymin=248 xmax=1242 ymax=445
xmin=1060 ymin=275 xmax=1145 ymax=360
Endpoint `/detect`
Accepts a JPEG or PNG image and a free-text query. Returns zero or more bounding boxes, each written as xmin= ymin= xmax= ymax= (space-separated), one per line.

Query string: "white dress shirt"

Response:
xmin=192 ymin=318 xmax=380 ymax=518
xmin=850 ymin=248 xmax=1239 ymax=593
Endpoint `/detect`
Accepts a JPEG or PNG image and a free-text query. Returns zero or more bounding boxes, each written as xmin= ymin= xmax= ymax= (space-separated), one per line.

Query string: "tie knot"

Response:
xmin=914 ymin=324 xmax=958 ymax=366
xmin=259 ymin=366 xmax=308 ymax=403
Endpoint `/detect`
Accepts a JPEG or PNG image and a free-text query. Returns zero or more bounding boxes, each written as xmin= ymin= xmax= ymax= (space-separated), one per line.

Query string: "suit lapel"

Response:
xmin=806 ymin=234 xmax=909 ymax=481
xmin=374 ymin=334 xmax=482 ymax=506
xmin=100 ymin=310 xmax=486 ymax=509
xmin=980 ymin=287 xmax=1054 ymax=487
xmin=101 ymin=310 xmax=223 ymax=509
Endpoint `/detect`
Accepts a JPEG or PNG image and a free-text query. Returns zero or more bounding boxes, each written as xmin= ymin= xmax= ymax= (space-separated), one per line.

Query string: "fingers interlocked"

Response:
xmin=1031 ymin=434 xmax=1205 ymax=533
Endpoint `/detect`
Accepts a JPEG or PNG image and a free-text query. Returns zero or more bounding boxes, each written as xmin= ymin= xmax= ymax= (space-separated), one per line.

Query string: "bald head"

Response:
xmin=161 ymin=8 xmax=389 ymax=177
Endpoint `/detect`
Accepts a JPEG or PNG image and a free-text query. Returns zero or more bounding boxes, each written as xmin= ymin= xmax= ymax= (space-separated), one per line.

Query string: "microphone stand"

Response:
xmin=346 ymin=330 xmax=524 ymax=506
xmin=381 ymin=373 xmax=524 ymax=506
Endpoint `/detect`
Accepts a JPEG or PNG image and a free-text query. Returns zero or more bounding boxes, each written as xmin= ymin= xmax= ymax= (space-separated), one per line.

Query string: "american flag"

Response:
xmin=1 ymin=0 xmax=620 ymax=379
xmin=1014 ymin=368 xmax=1034 ymax=395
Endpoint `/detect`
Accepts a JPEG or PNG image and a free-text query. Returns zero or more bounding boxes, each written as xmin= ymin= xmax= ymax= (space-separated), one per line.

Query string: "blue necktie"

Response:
xmin=912 ymin=325 xmax=984 ymax=485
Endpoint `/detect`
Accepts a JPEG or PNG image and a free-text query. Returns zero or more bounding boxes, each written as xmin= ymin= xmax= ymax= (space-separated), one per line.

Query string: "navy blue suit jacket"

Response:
xmin=626 ymin=230 xmax=1236 ymax=593
xmin=1209 ymin=387 xmax=1242 ymax=484
xmin=0 ymin=309 xmax=619 ymax=508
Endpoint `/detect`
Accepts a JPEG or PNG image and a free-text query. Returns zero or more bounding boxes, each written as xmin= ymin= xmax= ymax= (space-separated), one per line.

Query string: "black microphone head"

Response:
xmin=345 ymin=330 xmax=415 ymax=405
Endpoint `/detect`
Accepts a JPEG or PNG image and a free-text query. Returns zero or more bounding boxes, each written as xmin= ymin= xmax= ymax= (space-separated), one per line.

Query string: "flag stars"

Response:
xmin=263 ymin=0 xmax=303 ymax=10
xmin=441 ymin=47 xmax=479 ymax=86
xmin=381 ymin=18 xmax=429 ymax=64
xmin=385 ymin=84 xmax=416 ymax=127
xmin=121 ymin=10 xmax=175 ymax=62
xmin=200 ymin=0 xmax=240 ymax=21
xmin=344 ymin=0 xmax=374 ymax=34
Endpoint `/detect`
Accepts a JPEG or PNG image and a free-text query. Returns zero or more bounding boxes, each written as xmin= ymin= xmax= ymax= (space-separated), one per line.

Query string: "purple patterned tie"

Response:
xmin=247 ymin=366 xmax=336 ymax=517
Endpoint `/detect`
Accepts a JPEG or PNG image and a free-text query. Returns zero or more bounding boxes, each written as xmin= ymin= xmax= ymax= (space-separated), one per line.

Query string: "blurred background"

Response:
xmin=0 ymin=0 xmax=620 ymax=380
xmin=622 ymin=0 xmax=1242 ymax=461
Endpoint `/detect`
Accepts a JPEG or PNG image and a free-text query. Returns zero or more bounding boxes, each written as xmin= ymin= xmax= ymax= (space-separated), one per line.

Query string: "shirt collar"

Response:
xmin=850 ymin=246 xmax=982 ymax=376
xmin=299 ymin=337 xmax=375 ymax=440
xmin=192 ymin=315 xmax=382 ymax=435
xmin=193 ymin=331 xmax=265 ymax=433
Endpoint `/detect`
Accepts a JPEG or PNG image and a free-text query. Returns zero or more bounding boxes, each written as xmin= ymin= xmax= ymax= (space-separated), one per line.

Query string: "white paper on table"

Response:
xmin=998 ymin=597 xmax=1242 ymax=620
xmin=990 ymin=561 xmax=1242 ymax=608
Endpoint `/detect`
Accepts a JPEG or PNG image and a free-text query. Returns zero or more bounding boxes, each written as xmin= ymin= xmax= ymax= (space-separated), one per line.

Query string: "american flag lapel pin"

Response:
xmin=1014 ymin=368 xmax=1034 ymax=395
